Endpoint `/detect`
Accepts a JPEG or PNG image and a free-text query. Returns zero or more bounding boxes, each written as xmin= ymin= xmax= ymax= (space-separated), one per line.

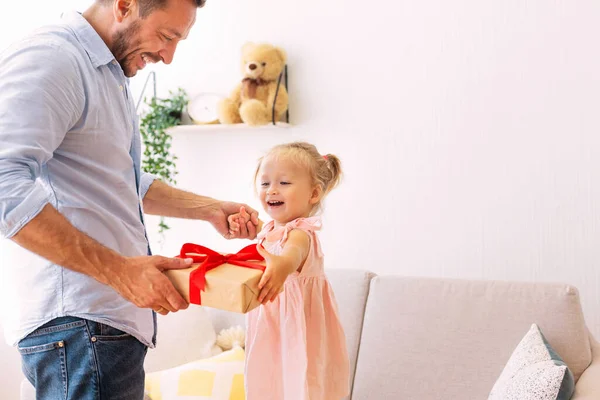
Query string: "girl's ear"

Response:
xmin=309 ymin=185 xmax=323 ymax=205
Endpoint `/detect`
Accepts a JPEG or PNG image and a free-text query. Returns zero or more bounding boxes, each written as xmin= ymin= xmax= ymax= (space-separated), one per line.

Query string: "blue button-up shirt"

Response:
xmin=0 ymin=11 xmax=158 ymax=347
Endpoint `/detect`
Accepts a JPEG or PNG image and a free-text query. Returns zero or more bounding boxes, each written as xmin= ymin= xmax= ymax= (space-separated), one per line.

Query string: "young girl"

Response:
xmin=228 ymin=141 xmax=350 ymax=400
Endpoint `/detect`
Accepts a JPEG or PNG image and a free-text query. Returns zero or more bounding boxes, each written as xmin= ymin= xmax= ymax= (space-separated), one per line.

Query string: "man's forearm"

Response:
xmin=11 ymin=204 xmax=124 ymax=285
xmin=142 ymin=179 xmax=218 ymax=220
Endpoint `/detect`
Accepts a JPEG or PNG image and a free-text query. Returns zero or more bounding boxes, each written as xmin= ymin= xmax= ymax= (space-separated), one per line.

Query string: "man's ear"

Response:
xmin=309 ymin=186 xmax=323 ymax=205
xmin=114 ymin=0 xmax=137 ymax=22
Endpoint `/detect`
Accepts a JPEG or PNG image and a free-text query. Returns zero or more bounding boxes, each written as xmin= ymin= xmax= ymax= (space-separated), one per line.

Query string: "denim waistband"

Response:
xmin=26 ymin=317 xmax=86 ymax=338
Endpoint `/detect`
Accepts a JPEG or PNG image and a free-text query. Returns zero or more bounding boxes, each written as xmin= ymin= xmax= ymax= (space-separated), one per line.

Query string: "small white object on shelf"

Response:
xmin=187 ymin=92 xmax=223 ymax=125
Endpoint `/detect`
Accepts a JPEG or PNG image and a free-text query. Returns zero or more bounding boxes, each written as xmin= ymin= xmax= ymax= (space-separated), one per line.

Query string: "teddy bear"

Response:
xmin=217 ymin=42 xmax=288 ymax=126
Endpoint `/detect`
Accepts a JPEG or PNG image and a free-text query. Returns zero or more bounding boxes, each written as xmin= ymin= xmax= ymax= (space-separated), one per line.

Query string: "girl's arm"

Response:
xmin=256 ymin=229 xmax=310 ymax=303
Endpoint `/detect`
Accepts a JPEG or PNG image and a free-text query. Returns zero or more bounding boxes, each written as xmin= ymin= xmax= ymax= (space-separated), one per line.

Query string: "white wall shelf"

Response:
xmin=167 ymin=122 xmax=292 ymax=135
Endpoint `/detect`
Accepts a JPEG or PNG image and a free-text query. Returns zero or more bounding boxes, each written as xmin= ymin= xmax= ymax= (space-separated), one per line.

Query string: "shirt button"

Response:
xmin=112 ymin=60 xmax=118 ymax=65
xmin=119 ymin=85 xmax=124 ymax=91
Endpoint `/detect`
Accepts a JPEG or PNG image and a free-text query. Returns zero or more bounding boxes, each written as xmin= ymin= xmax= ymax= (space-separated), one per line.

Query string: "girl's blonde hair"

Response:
xmin=254 ymin=142 xmax=342 ymax=214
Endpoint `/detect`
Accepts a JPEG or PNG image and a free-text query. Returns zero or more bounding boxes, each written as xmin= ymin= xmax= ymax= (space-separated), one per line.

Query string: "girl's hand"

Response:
xmin=227 ymin=213 xmax=243 ymax=235
xmin=214 ymin=203 xmax=259 ymax=239
xmin=228 ymin=207 xmax=263 ymax=237
xmin=256 ymin=244 xmax=296 ymax=303
xmin=226 ymin=206 xmax=252 ymax=237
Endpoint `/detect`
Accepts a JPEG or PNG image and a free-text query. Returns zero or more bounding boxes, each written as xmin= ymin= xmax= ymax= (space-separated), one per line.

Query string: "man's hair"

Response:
xmin=100 ymin=0 xmax=205 ymax=18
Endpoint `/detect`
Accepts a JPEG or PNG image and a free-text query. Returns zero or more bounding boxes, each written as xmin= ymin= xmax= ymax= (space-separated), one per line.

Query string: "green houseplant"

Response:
xmin=139 ymin=88 xmax=188 ymax=235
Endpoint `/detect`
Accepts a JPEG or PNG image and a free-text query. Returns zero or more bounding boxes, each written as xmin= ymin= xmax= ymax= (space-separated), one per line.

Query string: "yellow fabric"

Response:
xmin=145 ymin=347 xmax=245 ymax=400
xmin=177 ymin=370 xmax=216 ymax=396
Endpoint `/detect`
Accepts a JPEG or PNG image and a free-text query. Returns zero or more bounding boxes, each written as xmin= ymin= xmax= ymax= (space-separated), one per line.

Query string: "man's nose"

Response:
xmin=158 ymin=44 xmax=177 ymax=65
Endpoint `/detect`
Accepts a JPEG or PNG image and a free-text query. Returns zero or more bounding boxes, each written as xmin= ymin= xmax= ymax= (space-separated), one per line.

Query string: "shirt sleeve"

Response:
xmin=140 ymin=172 xmax=158 ymax=199
xmin=0 ymin=40 xmax=84 ymax=238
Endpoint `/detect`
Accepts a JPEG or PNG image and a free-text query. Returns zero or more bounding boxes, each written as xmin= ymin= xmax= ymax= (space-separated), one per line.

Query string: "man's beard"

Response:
xmin=112 ymin=21 xmax=142 ymax=77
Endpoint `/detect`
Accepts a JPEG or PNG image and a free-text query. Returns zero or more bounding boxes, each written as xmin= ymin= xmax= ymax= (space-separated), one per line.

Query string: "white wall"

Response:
xmin=137 ymin=0 xmax=600 ymax=340
xmin=0 ymin=320 xmax=23 ymax=399
xmin=1 ymin=0 xmax=599 ymax=397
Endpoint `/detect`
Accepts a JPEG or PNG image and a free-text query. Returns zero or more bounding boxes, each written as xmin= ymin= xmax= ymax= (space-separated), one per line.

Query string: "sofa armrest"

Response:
xmin=572 ymin=335 xmax=600 ymax=399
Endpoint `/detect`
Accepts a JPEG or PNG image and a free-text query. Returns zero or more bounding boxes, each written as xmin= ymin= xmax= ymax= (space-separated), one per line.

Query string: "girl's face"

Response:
xmin=257 ymin=155 xmax=321 ymax=226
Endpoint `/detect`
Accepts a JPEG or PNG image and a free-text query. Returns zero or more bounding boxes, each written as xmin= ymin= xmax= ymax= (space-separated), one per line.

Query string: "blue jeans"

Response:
xmin=18 ymin=316 xmax=148 ymax=400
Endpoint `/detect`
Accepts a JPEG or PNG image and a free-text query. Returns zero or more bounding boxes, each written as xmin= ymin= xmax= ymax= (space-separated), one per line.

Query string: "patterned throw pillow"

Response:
xmin=488 ymin=324 xmax=575 ymax=400
xmin=145 ymin=346 xmax=245 ymax=400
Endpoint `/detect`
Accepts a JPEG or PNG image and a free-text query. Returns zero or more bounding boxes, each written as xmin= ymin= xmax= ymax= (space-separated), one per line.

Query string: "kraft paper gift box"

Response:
xmin=164 ymin=243 xmax=265 ymax=314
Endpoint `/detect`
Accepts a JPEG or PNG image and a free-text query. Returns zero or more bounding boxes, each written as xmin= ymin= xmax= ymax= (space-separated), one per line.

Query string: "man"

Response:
xmin=0 ymin=0 xmax=258 ymax=398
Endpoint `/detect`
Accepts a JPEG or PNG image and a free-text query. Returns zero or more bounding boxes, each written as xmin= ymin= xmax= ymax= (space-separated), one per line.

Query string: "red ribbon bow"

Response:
xmin=178 ymin=243 xmax=265 ymax=305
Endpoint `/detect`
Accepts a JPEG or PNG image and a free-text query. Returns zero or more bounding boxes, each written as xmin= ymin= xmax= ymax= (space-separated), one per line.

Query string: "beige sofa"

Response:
xmin=20 ymin=269 xmax=600 ymax=399
xmin=208 ymin=269 xmax=600 ymax=399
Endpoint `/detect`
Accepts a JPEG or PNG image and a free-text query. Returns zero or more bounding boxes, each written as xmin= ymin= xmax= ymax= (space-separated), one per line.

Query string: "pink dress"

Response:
xmin=245 ymin=216 xmax=350 ymax=400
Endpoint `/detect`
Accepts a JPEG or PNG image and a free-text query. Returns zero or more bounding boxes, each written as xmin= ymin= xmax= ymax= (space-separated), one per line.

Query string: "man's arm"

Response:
xmin=142 ymin=179 xmax=261 ymax=239
xmin=11 ymin=204 xmax=191 ymax=313
xmin=0 ymin=43 xmax=82 ymax=238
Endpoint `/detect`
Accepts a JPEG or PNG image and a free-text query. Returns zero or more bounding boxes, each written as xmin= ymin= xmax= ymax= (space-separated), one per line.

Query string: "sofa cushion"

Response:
xmin=351 ymin=276 xmax=591 ymax=400
xmin=489 ymin=323 xmax=574 ymax=400
xmin=572 ymin=334 xmax=600 ymax=399
xmin=325 ymin=269 xmax=377 ymax=399
xmin=145 ymin=346 xmax=245 ymax=400
xmin=145 ymin=306 xmax=221 ymax=373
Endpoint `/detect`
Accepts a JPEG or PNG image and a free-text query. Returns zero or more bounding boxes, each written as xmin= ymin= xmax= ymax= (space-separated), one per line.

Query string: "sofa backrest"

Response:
xmin=351 ymin=276 xmax=592 ymax=400
xmin=324 ymin=269 xmax=376 ymax=400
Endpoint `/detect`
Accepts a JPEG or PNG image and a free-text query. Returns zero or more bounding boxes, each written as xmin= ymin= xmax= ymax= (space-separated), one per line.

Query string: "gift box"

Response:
xmin=165 ymin=243 xmax=265 ymax=314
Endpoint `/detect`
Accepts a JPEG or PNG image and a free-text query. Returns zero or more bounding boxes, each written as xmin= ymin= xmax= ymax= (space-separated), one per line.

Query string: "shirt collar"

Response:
xmin=61 ymin=10 xmax=116 ymax=68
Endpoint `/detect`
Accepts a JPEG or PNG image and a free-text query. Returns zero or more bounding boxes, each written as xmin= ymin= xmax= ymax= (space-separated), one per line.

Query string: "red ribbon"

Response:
xmin=178 ymin=243 xmax=265 ymax=305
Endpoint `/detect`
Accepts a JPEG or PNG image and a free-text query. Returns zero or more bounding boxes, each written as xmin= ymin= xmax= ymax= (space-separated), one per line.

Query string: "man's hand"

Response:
xmin=108 ymin=255 xmax=193 ymax=315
